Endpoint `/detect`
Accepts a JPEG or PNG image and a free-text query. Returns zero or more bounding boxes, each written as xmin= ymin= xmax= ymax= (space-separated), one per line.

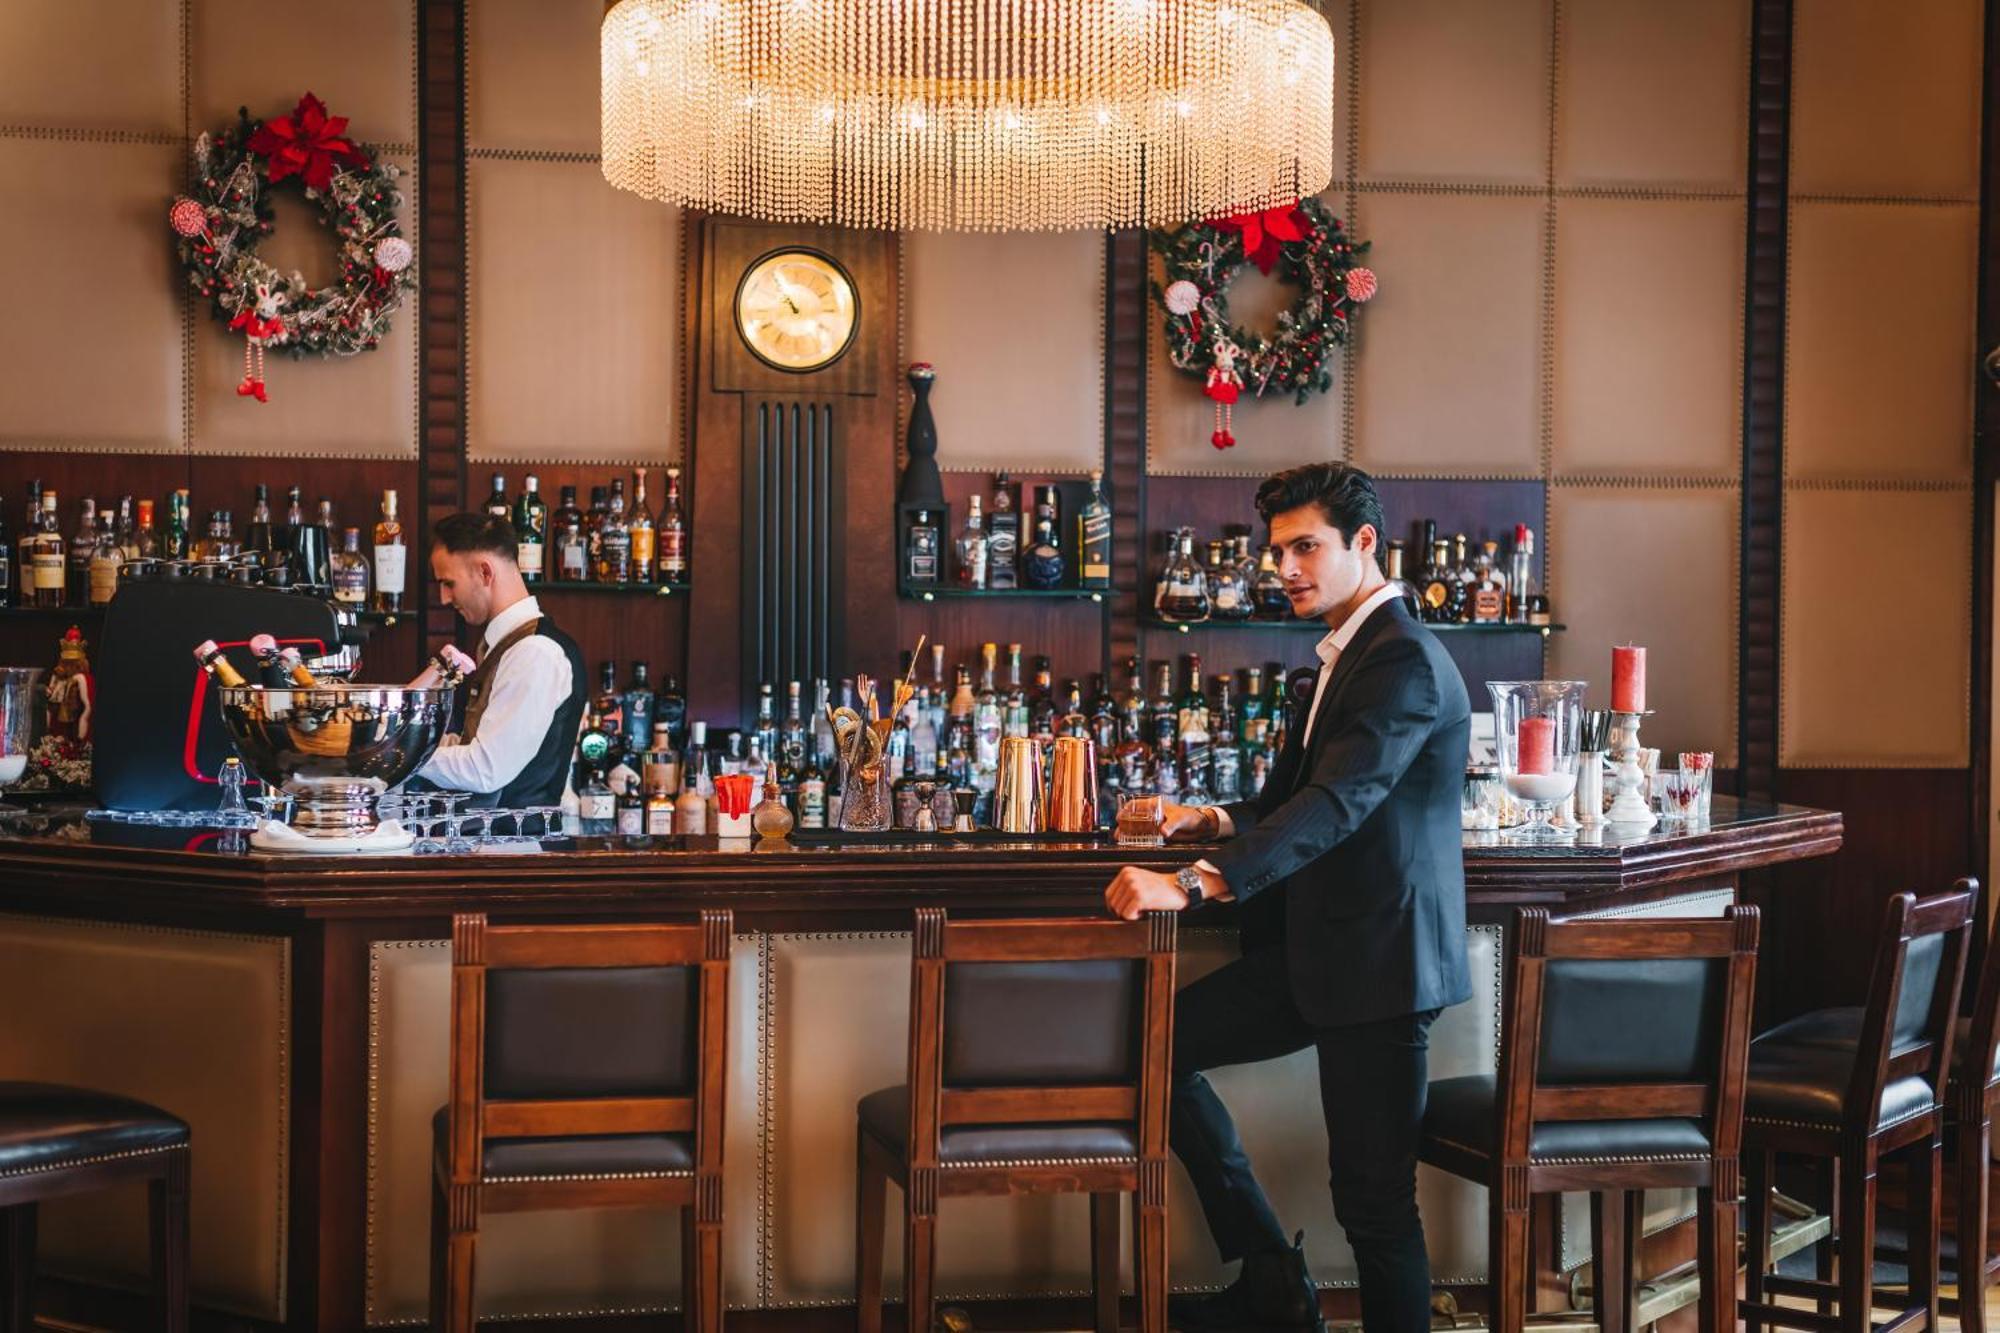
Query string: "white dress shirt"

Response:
xmin=1201 ymin=579 xmax=1406 ymax=860
xmin=415 ymin=595 xmax=574 ymax=796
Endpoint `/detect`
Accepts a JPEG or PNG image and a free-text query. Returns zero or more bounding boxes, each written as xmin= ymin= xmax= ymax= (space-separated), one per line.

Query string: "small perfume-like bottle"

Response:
xmin=752 ymin=761 xmax=796 ymax=840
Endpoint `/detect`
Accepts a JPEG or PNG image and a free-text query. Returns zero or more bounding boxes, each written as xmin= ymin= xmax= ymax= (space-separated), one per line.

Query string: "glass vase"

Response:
xmin=1485 ymin=680 xmax=1588 ymax=842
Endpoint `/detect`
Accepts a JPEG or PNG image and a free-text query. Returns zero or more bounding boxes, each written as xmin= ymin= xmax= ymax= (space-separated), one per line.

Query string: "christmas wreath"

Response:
xmin=169 ymin=92 xmax=415 ymax=402
xmin=1151 ymin=197 xmax=1375 ymax=448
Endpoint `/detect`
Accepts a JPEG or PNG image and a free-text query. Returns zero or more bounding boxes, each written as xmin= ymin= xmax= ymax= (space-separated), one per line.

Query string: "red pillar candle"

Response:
xmin=1611 ymin=645 xmax=1647 ymax=713
xmin=1517 ymin=716 xmax=1556 ymax=775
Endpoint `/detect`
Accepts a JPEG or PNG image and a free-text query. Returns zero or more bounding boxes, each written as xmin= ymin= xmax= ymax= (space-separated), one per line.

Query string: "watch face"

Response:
xmin=734 ymin=249 xmax=859 ymax=372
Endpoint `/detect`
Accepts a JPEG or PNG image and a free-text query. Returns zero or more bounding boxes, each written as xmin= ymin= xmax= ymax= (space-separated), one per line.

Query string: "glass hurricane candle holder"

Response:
xmin=1485 ymin=681 xmax=1588 ymax=843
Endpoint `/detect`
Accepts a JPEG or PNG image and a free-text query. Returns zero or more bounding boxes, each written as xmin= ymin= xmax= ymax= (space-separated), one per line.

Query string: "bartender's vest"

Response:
xmin=449 ymin=613 xmax=587 ymax=808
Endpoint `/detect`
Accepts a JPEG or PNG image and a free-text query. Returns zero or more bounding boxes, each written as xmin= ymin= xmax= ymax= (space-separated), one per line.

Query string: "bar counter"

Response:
xmin=0 ymin=796 xmax=1839 ymax=1330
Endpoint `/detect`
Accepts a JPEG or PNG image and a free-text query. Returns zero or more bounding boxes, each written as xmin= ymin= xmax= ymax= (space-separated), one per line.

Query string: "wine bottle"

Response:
xmin=372 ymin=490 xmax=405 ymax=614
xmin=659 ymin=466 xmax=688 ymax=583
xmin=514 ymin=476 xmax=548 ymax=582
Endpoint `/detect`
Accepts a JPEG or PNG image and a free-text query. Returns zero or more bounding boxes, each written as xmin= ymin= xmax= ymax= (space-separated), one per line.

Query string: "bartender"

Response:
xmin=411 ymin=512 xmax=586 ymax=807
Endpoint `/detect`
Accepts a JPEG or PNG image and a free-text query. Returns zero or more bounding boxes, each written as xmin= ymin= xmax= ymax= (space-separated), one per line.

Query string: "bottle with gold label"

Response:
xmin=86 ymin=513 xmax=120 ymax=607
xmin=629 ymin=469 xmax=657 ymax=584
xmin=30 ymin=492 xmax=65 ymax=609
xmin=372 ymin=490 xmax=405 ymax=614
xmin=1469 ymin=541 xmax=1506 ymax=624
xmin=1076 ymin=468 xmax=1112 ymax=590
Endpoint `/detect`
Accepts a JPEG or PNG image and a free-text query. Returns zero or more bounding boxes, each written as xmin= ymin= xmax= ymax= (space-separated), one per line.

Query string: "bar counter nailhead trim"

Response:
xmin=484 ymin=1167 xmax=694 ymax=1185
xmin=0 ymin=1140 xmax=186 ymax=1180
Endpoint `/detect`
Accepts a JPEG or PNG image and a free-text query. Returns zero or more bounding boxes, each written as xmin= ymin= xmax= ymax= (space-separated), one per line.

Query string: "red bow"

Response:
xmin=246 ymin=92 xmax=371 ymax=192
xmin=1211 ymin=203 xmax=1308 ymax=274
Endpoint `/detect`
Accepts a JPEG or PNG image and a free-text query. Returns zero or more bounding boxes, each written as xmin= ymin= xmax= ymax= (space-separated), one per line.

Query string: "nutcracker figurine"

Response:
xmin=44 ymin=626 xmax=94 ymax=745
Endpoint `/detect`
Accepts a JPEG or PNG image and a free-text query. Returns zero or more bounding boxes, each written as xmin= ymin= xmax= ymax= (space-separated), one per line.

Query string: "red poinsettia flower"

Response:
xmin=1211 ymin=203 xmax=1309 ymax=274
xmin=246 ymin=92 xmax=371 ymax=192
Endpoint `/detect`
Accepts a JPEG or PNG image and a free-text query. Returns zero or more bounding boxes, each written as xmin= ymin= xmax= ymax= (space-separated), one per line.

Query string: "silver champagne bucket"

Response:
xmin=217 ymin=684 xmax=453 ymax=838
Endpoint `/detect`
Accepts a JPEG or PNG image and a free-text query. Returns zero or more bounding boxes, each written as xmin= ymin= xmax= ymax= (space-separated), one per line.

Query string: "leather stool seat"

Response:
xmin=430 ymin=1107 xmax=692 ymax=1181
xmin=0 ymin=1081 xmax=189 ymax=1179
xmin=1423 ymin=1075 xmax=1713 ymax=1164
xmin=1745 ymin=1010 xmax=1935 ymax=1132
xmin=858 ymin=1086 xmax=1138 ymax=1165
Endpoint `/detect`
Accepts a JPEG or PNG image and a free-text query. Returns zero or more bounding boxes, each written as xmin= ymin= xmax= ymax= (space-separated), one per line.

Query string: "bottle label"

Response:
xmin=1079 ymin=511 xmax=1112 ymax=580
xmin=646 ymin=802 xmax=675 ymax=835
xmin=801 ymin=778 xmax=827 ymax=828
xmin=630 ymin=529 xmax=656 ymax=568
xmin=560 ymin=543 xmax=588 ymax=579
xmin=33 ymin=551 xmax=64 ymax=591
xmin=616 ymin=803 xmax=644 ymax=835
xmin=1472 ymin=587 xmax=1503 ymax=622
xmin=374 ymin=544 xmax=407 ymax=595
xmin=333 ymin=566 xmax=368 ymax=604
xmin=517 ymin=540 xmax=543 ymax=574
xmin=660 ymin=529 xmax=686 ymax=571
xmin=583 ymin=791 xmax=615 ymax=821
xmin=88 ymin=559 xmax=118 ymax=604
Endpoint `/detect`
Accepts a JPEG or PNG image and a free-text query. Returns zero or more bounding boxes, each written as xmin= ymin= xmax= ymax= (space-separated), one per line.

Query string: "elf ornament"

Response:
xmin=1205 ymin=336 xmax=1243 ymax=449
xmin=229 ymin=282 xmax=288 ymax=403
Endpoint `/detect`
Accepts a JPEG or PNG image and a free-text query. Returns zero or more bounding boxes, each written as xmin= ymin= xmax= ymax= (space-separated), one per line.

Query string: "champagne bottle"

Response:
xmin=408 ymin=643 xmax=477 ymax=689
xmin=274 ymin=644 xmax=324 ymax=688
xmin=193 ymin=640 xmax=249 ymax=687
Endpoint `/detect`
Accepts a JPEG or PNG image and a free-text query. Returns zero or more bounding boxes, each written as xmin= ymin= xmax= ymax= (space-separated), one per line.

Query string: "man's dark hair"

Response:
xmin=1254 ymin=463 xmax=1385 ymax=547
xmin=431 ymin=511 xmax=520 ymax=562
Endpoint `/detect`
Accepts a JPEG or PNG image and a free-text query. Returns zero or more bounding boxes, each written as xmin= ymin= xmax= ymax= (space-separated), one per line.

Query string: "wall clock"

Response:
xmin=733 ymin=249 xmax=859 ymax=373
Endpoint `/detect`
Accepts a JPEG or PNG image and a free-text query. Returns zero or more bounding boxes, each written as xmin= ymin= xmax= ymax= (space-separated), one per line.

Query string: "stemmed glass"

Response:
xmin=529 ymin=806 xmax=567 ymax=844
xmin=1485 ymin=681 xmax=1588 ymax=843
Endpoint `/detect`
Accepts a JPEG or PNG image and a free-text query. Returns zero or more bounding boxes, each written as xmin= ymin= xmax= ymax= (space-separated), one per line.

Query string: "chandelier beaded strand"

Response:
xmin=601 ymin=0 xmax=1336 ymax=233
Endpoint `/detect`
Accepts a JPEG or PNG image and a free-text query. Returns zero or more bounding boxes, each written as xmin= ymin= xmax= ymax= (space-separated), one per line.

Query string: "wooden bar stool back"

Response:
xmin=430 ymin=911 xmax=732 ymax=1333
xmin=1419 ymin=906 xmax=1760 ymax=1333
xmin=1941 ymin=877 xmax=1997 ymax=1333
xmin=855 ymin=908 xmax=1177 ymax=1333
xmin=1741 ymin=885 xmax=1976 ymax=1333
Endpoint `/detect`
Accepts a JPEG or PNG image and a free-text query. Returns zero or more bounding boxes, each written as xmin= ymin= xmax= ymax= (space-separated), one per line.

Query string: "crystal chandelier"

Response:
xmin=601 ymin=0 xmax=1335 ymax=232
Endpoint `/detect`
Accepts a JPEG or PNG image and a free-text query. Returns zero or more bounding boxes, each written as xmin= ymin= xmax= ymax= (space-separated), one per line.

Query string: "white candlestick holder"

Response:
xmin=1605 ymin=711 xmax=1657 ymax=829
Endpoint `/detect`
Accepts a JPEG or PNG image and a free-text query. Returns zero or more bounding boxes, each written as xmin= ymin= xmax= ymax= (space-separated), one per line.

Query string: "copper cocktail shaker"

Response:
xmin=992 ymin=736 xmax=1045 ymax=833
xmin=1045 ymin=735 xmax=1099 ymax=833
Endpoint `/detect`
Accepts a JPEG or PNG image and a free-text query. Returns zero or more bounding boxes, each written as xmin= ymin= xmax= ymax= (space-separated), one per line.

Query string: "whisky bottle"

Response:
xmin=1002 ymin=644 xmax=1029 ymax=740
xmin=974 ymin=644 xmax=1002 ymax=780
xmin=597 ymin=480 xmax=632 ymax=583
xmin=1451 ymin=534 xmax=1476 ymax=623
xmin=330 ymin=528 xmax=371 ymax=608
xmin=275 ymin=487 xmax=302 ymax=573
xmin=372 ymin=490 xmax=406 ymax=614
xmin=514 ymin=476 xmax=548 ymax=582
xmin=584 ymin=486 xmax=609 ymax=568
xmin=629 ymin=469 xmax=657 ymax=584
xmin=132 ymin=498 xmax=158 ymax=561
xmin=1416 ymin=539 xmax=1463 ymax=624
xmin=659 ymin=466 xmax=688 ymax=583
xmin=904 ymin=507 xmax=942 ymax=587
xmin=13 ymin=484 xmax=39 ymax=607
xmin=1469 ymin=541 xmax=1505 ymax=624
xmin=484 ymin=472 xmax=510 ymax=523
xmin=1076 ymin=468 xmax=1112 ymax=590
xmin=986 ymin=472 xmax=1019 ymax=589
xmin=67 ymin=496 xmax=97 ymax=602
xmin=30 ymin=491 xmax=64 ymax=609
xmin=779 ymin=679 xmax=808 ymax=783
xmin=1158 ymin=529 xmax=1211 ymax=623
xmin=623 ymin=662 xmax=655 ymax=761
xmin=1206 ymin=538 xmax=1251 ymax=620
xmin=193 ymin=640 xmax=249 ymax=687
xmin=955 ymin=494 xmax=989 ymax=589
xmin=555 ymin=488 xmax=589 ymax=583
xmin=0 ymin=496 xmax=10 ymax=607
xmin=86 ymin=515 xmax=120 ymax=607
xmin=1023 ymin=510 xmax=1064 ymax=589
xmin=114 ymin=496 xmax=136 ymax=561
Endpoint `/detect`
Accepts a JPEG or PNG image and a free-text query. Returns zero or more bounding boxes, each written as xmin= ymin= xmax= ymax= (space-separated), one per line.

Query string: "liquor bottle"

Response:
xmin=986 ymin=472 xmax=1019 ymax=589
xmin=132 ymin=498 xmax=158 ymax=561
xmin=674 ymin=721 xmax=711 ymax=835
xmin=30 ymin=492 xmax=63 ymax=608
xmin=14 ymin=484 xmax=39 ymax=607
xmin=1452 ymin=534 xmax=1477 ymax=623
xmin=484 ymin=472 xmax=510 ymax=523
xmin=1231 ymin=532 xmax=1258 ymax=590
xmin=189 ymin=511 xmax=220 ymax=563
xmin=192 ymin=640 xmax=249 ymax=687
xmin=973 ymin=644 xmax=1002 ymax=784
xmin=1076 ymin=468 xmax=1112 ymax=590
xmin=1023 ymin=508 xmax=1064 ymax=589
xmin=67 ymin=497 xmax=97 ymax=602
xmin=275 ymin=646 xmax=324 ymax=689
xmin=86 ymin=515 xmax=120 ymax=607
xmin=1417 ymin=539 xmax=1462 ymax=624
xmin=909 ymin=683 xmax=939 ymax=778
xmin=1508 ymin=524 xmax=1539 ymax=625
xmin=1002 ymin=644 xmax=1029 ymax=739
xmin=753 ymin=683 xmax=779 ymax=768
xmin=1384 ymin=539 xmax=1408 ymax=590
xmin=657 ymin=673 xmax=688 ymax=750
xmin=955 ymin=494 xmax=989 ymax=589
xmin=1158 ymin=529 xmax=1211 ymax=623
xmin=555 ymin=492 xmax=589 ymax=584
xmin=578 ymin=766 xmax=616 ymax=836
xmin=0 ymin=495 xmax=10 ymax=607
xmin=300 ymin=499 xmax=335 ymax=587
xmin=277 ymin=487 xmax=303 ymax=573
xmin=1031 ymin=656 xmax=1059 ymax=742
xmin=659 ymin=465 xmax=689 ymax=583
xmin=811 ymin=678 xmax=838 ymax=772
xmin=114 ymin=497 xmax=136 ymax=561
xmin=614 ymin=771 xmax=646 ymax=838
xmin=1088 ymin=672 xmax=1119 ymax=753
xmin=798 ymin=751 xmax=828 ymax=829
xmin=330 ymin=528 xmax=372 ymax=608
xmin=249 ymin=634 xmax=293 ymax=687
xmin=629 ymin=469 xmax=657 ymax=584
xmin=779 ymin=680 xmax=808 ymax=783
xmin=1207 ymin=537 xmax=1251 ymax=620
xmin=1150 ymin=661 xmax=1177 ymax=755
xmin=624 ymin=661 xmax=655 ymax=760
xmin=597 ymin=480 xmax=632 ymax=583
xmin=593 ymin=661 xmax=625 ymax=750
xmin=645 ymin=748 xmax=677 ymax=835
xmin=514 ymin=477 xmax=548 ymax=583
xmin=1179 ymin=662 xmax=1212 ymax=806
xmin=904 ymin=507 xmax=942 ymax=587
xmin=585 ymin=486 xmax=609 ymax=569
xmin=371 ymin=490 xmax=406 ymax=613
xmin=1059 ymin=679 xmax=1087 ymax=740
xmin=1469 ymin=541 xmax=1506 ymax=624
xmin=244 ymin=485 xmax=274 ymax=558
xmin=1212 ymin=676 xmax=1243 ymax=802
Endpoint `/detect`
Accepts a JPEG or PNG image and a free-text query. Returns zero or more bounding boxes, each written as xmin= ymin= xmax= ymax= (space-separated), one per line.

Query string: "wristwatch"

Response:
xmin=1175 ymin=865 xmax=1207 ymax=911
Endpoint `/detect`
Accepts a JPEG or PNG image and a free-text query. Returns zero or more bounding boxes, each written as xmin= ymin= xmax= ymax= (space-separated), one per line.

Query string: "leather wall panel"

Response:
xmin=0 ymin=915 xmax=290 ymax=1320
xmin=1548 ymin=488 xmax=1738 ymax=766
xmin=1784 ymin=202 xmax=1978 ymax=484
xmin=903 ymin=229 xmax=1105 ymax=474
xmin=0 ymin=1 xmax=181 ymax=135
xmin=190 ymin=0 xmax=416 ymax=149
xmin=1356 ymin=0 xmax=1551 ymax=187
xmin=1551 ymin=198 xmax=1743 ymax=478
xmin=1790 ymin=0 xmax=1984 ymax=200
xmin=0 ymin=139 xmax=186 ymax=453
xmin=1782 ymin=488 xmax=1972 ymax=767
xmin=1554 ymin=0 xmax=1750 ymax=191
xmin=1350 ymin=192 xmax=1546 ymax=478
xmin=467 ymin=157 xmax=682 ymax=465
xmin=467 ymin=0 xmax=602 ymax=155
xmin=365 ymin=937 xmax=765 ymax=1325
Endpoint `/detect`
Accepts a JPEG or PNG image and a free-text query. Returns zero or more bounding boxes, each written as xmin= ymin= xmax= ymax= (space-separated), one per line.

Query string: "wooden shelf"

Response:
xmin=900 ymin=586 xmax=1107 ymax=603
xmin=1143 ymin=617 xmax=1565 ymax=635
xmin=526 ymin=581 xmax=688 ymax=597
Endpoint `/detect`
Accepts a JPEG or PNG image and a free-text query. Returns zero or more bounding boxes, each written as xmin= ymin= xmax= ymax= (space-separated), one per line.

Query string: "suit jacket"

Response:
xmin=1211 ymin=596 xmax=1473 ymax=1027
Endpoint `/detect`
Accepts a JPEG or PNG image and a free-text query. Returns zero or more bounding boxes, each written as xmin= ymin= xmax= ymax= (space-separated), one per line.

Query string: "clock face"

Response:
xmin=734 ymin=250 xmax=859 ymax=372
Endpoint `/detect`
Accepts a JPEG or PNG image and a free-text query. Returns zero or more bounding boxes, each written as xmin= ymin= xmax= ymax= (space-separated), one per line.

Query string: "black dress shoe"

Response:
xmin=1171 ymin=1232 xmax=1325 ymax=1333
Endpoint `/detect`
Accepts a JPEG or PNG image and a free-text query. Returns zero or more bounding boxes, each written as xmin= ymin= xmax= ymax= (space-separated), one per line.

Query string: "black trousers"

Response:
xmin=1171 ymin=946 xmax=1438 ymax=1333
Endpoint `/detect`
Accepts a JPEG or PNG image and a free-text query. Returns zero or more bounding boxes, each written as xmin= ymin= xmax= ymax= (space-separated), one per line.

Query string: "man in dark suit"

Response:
xmin=1105 ymin=463 xmax=1472 ymax=1333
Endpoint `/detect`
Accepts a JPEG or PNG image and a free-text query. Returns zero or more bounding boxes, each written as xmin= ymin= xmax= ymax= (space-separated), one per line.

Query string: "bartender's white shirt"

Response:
xmin=1197 ymin=580 xmax=1405 ymax=886
xmin=414 ymin=595 xmax=573 ymax=797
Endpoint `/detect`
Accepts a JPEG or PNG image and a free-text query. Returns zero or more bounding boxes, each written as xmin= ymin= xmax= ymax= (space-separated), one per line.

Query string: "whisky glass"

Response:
xmin=1485 ymin=681 xmax=1587 ymax=842
xmin=1116 ymin=792 xmax=1165 ymax=847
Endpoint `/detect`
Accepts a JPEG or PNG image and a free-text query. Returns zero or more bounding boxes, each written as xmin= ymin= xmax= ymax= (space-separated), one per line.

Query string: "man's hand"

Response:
xmin=1104 ymin=866 xmax=1189 ymax=920
xmin=1158 ymin=801 xmax=1221 ymax=843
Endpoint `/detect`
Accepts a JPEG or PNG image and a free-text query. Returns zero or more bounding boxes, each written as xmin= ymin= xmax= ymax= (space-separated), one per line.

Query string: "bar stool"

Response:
xmin=1419 ymin=906 xmax=1761 ymax=1333
xmin=854 ymin=908 xmax=1177 ymax=1333
xmin=429 ymin=911 xmax=732 ymax=1333
xmin=1740 ymin=885 xmax=1976 ymax=1333
xmin=0 ymin=1083 xmax=190 ymax=1332
xmin=1940 ymin=877 xmax=1996 ymax=1332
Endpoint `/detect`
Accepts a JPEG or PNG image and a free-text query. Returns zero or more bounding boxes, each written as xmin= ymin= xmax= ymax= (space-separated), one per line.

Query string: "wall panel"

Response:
xmin=189 ymin=0 xmax=417 ymax=149
xmin=466 ymin=0 xmax=602 ymax=155
xmin=1356 ymin=0 xmax=1551 ymax=187
xmin=0 ymin=1 xmax=182 ymax=136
